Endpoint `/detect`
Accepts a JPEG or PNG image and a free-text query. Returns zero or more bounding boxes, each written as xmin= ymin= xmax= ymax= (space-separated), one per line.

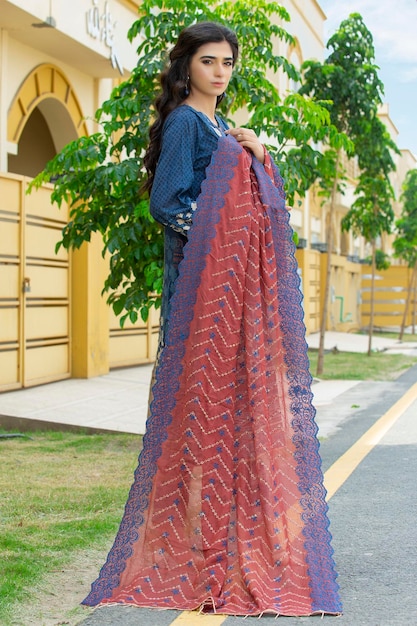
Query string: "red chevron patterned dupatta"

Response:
xmin=83 ymin=137 xmax=341 ymax=616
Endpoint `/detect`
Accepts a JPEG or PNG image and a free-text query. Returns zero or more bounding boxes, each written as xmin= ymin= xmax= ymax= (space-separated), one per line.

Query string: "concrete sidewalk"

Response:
xmin=306 ymin=329 xmax=417 ymax=354
xmin=0 ymin=331 xmax=413 ymax=439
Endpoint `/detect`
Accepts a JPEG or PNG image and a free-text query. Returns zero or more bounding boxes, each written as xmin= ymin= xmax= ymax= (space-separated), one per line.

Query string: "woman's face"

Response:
xmin=188 ymin=41 xmax=234 ymax=100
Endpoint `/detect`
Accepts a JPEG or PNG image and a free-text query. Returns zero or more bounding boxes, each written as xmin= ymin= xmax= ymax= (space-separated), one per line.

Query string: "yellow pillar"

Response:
xmin=295 ymin=248 xmax=311 ymax=334
xmin=319 ymin=252 xmax=330 ymax=330
xmin=71 ymin=233 xmax=109 ymax=377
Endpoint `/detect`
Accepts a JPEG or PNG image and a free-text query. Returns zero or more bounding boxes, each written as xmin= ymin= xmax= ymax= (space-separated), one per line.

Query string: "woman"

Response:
xmin=145 ymin=22 xmax=264 ymax=348
xmin=83 ymin=22 xmax=342 ymax=617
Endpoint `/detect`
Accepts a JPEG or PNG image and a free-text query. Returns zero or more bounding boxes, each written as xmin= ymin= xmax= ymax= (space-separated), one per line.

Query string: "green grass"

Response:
xmin=308 ymin=350 xmax=417 ymax=380
xmin=354 ymin=329 xmax=417 ymax=342
xmin=372 ymin=331 xmax=417 ymax=342
xmin=0 ymin=431 xmax=142 ymax=625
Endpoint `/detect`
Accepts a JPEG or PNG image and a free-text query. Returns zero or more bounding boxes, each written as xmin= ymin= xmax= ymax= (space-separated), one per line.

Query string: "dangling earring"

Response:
xmin=184 ymin=75 xmax=190 ymax=96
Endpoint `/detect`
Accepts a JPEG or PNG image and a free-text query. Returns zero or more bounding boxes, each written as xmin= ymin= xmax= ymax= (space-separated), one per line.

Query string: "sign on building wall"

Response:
xmin=86 ymin=0 xmax=123 ymax=74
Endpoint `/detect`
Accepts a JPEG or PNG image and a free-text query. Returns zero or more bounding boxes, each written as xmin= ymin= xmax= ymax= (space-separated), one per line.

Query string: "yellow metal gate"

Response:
xmin=295 ymin=248 xmax=321 ymax=334
xmin=109 ymin=304 xmax=160 ymax=369
xmin=0 ymin=173 xmax=70 ymax=391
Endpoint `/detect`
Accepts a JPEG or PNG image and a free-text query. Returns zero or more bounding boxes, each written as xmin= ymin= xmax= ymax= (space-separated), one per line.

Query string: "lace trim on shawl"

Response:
xmin=82 ymin=140 xmax=239 ymax=607
xmin=252 ymin=156 xmax=341 ymax=612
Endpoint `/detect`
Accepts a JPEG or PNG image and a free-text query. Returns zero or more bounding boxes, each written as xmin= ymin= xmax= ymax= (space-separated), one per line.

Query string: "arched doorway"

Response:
xmin=8 ymin=107 xmax=56 ymax=178
xmin=0 ymin=65 xmax=87 ymax=390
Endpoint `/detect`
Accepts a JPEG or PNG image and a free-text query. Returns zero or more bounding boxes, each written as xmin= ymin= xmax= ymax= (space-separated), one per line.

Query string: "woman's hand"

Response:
xmin=226 ymin=127 xmax=265 ymax=164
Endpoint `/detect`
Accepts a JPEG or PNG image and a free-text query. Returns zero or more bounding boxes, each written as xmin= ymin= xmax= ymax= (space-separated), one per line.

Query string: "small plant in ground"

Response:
xmin=300 ymin=13 xmax=394 ymax=372
xmin=393 ymin=168 xmax=417 ymax=340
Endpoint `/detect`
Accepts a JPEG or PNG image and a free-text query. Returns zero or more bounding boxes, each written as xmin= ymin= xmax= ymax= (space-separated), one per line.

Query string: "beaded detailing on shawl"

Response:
xmin=83 ymin=137 xmax=341 ymax=616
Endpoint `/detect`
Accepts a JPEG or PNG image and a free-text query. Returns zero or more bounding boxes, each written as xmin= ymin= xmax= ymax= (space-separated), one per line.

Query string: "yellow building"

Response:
xmin=0 ymin=1 xmax=415 ymax=392
xmin=0 ymin=0 xmax=160 ymax=392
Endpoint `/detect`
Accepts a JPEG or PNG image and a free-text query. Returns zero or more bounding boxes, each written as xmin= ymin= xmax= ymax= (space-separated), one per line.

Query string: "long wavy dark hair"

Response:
xmin=142 ymin=22 xmax=238 ymax=194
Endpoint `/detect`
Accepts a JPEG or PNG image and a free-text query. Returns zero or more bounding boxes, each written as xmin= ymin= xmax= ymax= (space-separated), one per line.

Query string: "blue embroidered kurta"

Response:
xmin=150 ymin=105 xmax=228 ymax=338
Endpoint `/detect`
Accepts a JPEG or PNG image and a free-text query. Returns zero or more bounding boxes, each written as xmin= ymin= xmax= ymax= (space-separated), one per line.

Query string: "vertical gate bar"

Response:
xmin=19 ymin=177 xmax=26 ymax=387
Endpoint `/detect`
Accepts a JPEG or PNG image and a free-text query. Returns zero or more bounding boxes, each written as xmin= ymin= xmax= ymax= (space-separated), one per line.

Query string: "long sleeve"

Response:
xmin=150 ymin=109 xmax=200 ymax=235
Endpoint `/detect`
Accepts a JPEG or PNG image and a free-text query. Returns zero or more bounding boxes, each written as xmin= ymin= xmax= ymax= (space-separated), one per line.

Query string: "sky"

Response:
xmin=318 ymin=0 xmax=417 ymax=159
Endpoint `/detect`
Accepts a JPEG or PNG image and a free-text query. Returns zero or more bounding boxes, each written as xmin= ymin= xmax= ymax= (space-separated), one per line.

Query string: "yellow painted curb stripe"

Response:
xmin=171 ymin=610 xmax=227 ymax=624
xmin=324 ymin=380 xmax=417 ymax=500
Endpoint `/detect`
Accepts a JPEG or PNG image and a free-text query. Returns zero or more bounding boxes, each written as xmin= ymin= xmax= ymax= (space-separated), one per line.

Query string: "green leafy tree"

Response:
xmin=342 ymin=114 xmax=397 ymax=355
xmin=363 ymin=249 xmax=391 ymax=271
xmin=300 ymin=13 xmax=387 ymax=373
xmin=393 ymin=168 xmax=417 ymax=339
xmin=30 ymin=0 xmax=348 ymax=325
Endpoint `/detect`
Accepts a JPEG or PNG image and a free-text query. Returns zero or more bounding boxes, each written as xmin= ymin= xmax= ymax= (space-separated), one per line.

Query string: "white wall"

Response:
xmin=2 ymin=0 xmax=140 ymax=74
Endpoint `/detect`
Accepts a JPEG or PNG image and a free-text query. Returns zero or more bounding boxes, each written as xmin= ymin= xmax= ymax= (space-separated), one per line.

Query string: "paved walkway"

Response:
xmin=0 ymin=331 xmax=414 ymax=439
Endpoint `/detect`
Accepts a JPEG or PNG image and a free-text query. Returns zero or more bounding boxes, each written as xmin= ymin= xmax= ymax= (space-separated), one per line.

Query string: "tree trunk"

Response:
xmin=413 ymin=263 xmax=417 ymax=335
xmin=399 ymin=263 xmax=417 ymax=341
xmin=316 ymin=149 xmax=341 ymax=376
xmin=367 ymin=238 xmax=376 ymax=356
